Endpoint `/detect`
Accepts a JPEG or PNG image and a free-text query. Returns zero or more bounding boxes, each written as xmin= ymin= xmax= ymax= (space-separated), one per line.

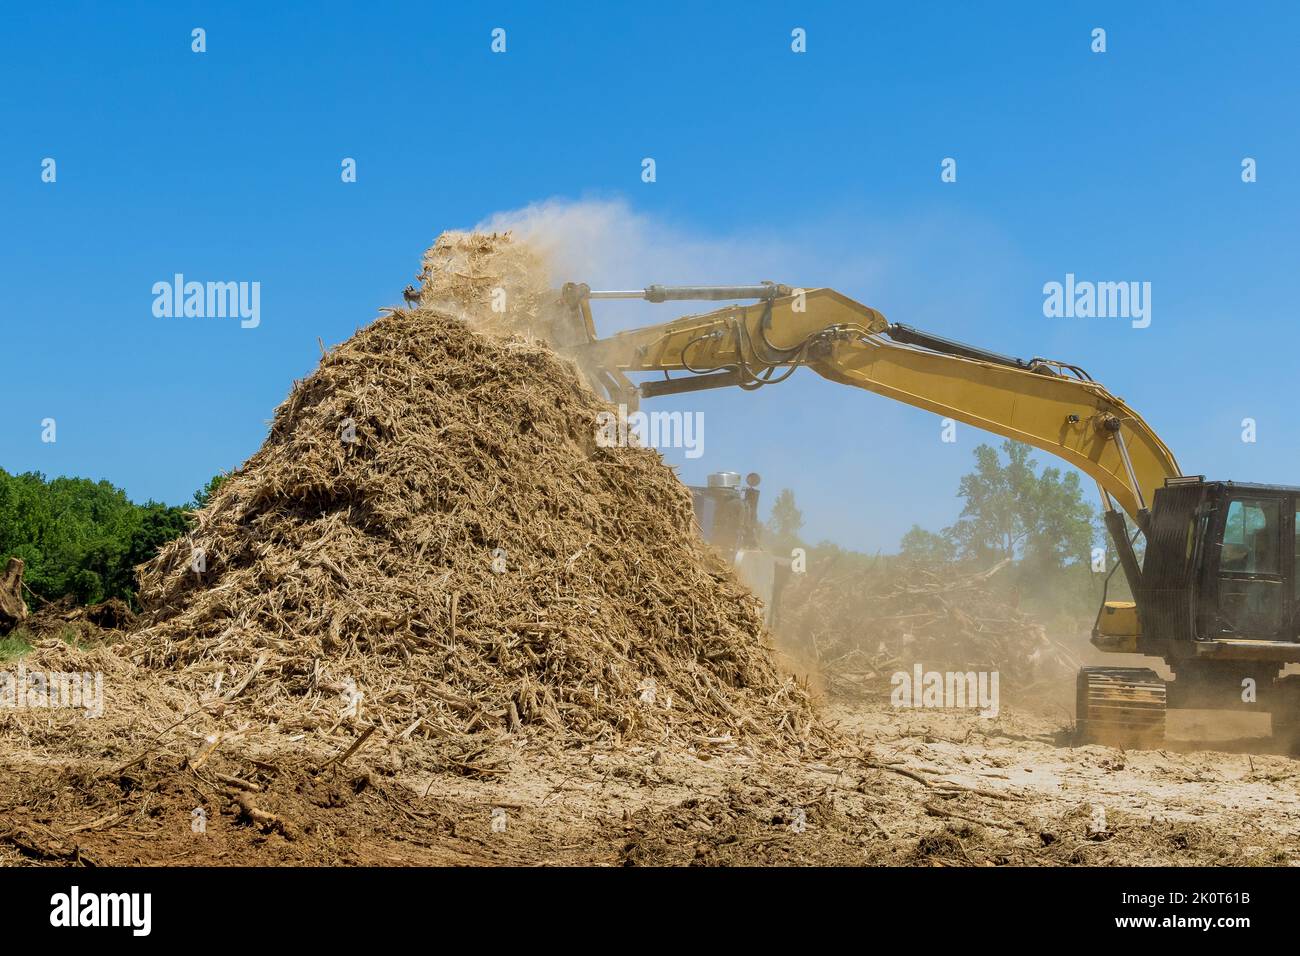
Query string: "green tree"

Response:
xmin=191 ymin=472 xmax=230 ymax=509
xmin=945 ymin=440 xmax=1096 ymax=571
xmin=765 ymin=488 xmax=805 ymax=554
xmin=898 ymin=524 xmax=957 ymax=565
xmin=0 ymin=472 xmax=136 ymax=604
xmin=0 ymin=469 xmax=207 ymax=612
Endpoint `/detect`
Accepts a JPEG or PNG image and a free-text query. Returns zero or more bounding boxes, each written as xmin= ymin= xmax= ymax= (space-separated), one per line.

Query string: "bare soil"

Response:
xmin=4 ymin=684 xmax=1295 ymax=867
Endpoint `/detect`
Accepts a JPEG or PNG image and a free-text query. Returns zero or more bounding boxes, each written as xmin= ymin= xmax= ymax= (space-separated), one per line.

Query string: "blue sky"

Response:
xmin=2 ymin=2 xmax=1297 ymax=551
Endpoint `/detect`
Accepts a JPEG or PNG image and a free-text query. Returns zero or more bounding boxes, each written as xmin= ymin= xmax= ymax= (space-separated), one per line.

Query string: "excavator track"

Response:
xmin=1075 ymin=666 xmax=1166 ymax=748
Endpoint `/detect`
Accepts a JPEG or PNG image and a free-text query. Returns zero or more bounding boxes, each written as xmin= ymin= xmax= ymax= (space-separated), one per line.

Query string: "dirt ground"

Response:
xmin=4 ymin=680 xmax=1296 ymax=867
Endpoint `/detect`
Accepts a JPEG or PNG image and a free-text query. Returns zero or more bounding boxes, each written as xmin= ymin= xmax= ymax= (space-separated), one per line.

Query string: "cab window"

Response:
xmin=1294 ymin=503 xmax=1300 ymax=602
xmin=1220 ymin=498 xmax=1279 ymax=574
xmin=1214 ymin=497 xmax=1283 ymax=637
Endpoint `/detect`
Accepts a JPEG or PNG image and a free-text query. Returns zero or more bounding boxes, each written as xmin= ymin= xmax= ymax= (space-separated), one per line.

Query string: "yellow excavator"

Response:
xmin=554 ymin=281 xmax=1300 ymax=750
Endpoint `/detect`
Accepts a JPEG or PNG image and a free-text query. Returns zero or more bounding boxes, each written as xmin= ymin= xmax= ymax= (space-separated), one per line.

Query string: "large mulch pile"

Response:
xmin=127 ymin=232 xmax=818 ymax=764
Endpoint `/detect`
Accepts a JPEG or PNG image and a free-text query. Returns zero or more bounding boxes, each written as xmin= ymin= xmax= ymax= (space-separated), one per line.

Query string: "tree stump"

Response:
xmin=0 ymin=557 xmax=29 ymax=633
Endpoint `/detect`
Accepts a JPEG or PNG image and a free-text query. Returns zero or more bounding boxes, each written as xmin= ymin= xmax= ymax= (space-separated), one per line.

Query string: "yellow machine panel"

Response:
xmin=1091 ymin=600 xmax=1141 ymax=653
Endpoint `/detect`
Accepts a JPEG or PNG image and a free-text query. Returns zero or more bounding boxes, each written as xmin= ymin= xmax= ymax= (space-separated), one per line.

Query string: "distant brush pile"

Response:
xmin=132 ymin=233 xmax=816 ymax=762
xmin=778 ymin=556 xmax=1077 ymax=698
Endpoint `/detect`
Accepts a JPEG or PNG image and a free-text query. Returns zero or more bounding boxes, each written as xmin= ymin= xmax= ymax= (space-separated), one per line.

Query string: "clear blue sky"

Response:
xmin=3 ymin=2 xmax=1297 ymax=551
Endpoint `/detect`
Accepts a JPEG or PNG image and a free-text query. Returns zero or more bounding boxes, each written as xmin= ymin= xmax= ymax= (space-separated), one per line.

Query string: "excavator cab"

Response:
xmin=1202 ymin=487 xmax=1290 ymax=640
xmin=1112 ymin=479 xmax=1300 ymax=651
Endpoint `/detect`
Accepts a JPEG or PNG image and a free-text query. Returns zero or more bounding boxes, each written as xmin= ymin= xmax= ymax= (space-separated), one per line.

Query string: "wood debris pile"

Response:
xmin=778 ymin=556 xmax=1078 ymax=699
xmin=129 ymin=233 xmax=817 ymax=761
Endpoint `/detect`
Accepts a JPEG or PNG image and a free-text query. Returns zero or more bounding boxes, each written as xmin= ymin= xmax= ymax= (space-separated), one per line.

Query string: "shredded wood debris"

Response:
xmin=127 ymin=232 xmax=818 ymax=760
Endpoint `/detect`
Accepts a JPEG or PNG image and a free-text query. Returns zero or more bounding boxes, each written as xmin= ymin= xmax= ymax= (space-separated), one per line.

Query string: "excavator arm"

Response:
xmin=559 ymin=284 xmax=1181 ymax=525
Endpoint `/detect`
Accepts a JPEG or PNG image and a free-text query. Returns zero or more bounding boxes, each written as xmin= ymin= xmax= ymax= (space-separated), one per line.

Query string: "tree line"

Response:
xmin=0 ymin=469 xmax=225 ymax=610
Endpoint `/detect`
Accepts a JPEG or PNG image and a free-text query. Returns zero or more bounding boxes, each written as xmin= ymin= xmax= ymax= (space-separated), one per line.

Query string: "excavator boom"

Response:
xmin=560 ymin=284 xmax=1180 ymax=523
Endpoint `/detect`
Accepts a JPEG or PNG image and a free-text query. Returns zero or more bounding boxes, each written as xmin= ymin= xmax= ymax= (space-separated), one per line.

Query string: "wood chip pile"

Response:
xmin=130 ymin=233 xmax=817 ymax=761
